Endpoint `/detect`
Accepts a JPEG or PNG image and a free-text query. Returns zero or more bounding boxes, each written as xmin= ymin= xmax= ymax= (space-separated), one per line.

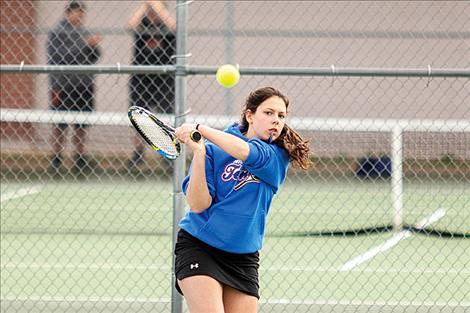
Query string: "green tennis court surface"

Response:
xmin=1 ymin=178 xmax=469 ymax=312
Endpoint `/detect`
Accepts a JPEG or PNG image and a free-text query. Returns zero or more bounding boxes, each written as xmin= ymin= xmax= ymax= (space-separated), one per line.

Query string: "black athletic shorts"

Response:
xmin=49 ymin=84 xmax=94 ymax=129
xmin=174 ymin=229 xmax=260 ymax=299
xmin=129 ymin=74 xmax=174 ymax=114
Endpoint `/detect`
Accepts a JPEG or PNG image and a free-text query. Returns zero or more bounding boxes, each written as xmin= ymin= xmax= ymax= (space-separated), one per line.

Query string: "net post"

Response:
xmin=391 ymin=125 xmax=404 ymax=231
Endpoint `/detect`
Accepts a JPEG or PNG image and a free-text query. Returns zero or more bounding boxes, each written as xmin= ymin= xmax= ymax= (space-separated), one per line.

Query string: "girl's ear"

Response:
xmin=245 ymin=109 xmax=254 ymax=124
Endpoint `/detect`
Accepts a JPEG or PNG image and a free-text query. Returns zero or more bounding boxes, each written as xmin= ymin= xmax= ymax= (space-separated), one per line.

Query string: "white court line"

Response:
xmin=1 ymin=295 xmax=468 ymax=308
xmin=339 ymin=231 xmax=412 ymax=271
xmin=0 ymin=262 xmax=169 ymax=271
xmin=261 ymin=298 xmax=470 ymax=308
xmin=0 ymin=295 xmax=170 ymax=304
xmin=262 ymin=266 xmax=470 ymax=274
xmin=1 ymin=185 xmax=43 ymax=203
xmin=339 ymin=209 xmax=446 ymax=272
xmin=3 ymin=261 xmax=468 ymax=275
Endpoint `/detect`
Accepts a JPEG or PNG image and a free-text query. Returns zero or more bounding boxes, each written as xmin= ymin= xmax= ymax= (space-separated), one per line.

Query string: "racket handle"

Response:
xmin=190 ymin=130 xmax=202 ymax=142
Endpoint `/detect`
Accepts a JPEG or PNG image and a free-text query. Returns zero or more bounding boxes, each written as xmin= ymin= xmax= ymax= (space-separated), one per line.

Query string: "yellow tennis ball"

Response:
xmin=216 ymin=64 xmax=240 ymax=88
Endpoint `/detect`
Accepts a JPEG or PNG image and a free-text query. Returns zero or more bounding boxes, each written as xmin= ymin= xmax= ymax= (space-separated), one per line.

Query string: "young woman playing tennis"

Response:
xmin=174 ymin=86 xmax=312 ymax=313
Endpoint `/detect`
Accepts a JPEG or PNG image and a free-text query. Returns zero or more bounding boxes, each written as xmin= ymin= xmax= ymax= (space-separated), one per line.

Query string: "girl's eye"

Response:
xmin=265 ymin=111 xmax=286 ymax=119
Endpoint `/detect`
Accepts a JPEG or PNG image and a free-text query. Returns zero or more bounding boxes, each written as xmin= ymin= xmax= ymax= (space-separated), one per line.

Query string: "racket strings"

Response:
xmin=132 ymin=113 xmax=179 ymax=156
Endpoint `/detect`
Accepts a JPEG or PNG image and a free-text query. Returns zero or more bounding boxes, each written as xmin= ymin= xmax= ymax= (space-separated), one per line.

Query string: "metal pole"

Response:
xmin=2 ymin=64 xmax=470 ymax=78
xmin=185 ymin=65 xmax=470 ymax=78
xmin=223 ymin=0 xmax=235 ymax=116
xmin=391 ymin=126 xmax=404 ymax=231
xmin=172 ymin=1 xmax=190 ymax=312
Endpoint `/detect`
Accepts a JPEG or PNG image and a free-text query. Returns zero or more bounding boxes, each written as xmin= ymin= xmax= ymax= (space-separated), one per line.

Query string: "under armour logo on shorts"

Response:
xmin=190 ymin=263 xmax=199 ymax=270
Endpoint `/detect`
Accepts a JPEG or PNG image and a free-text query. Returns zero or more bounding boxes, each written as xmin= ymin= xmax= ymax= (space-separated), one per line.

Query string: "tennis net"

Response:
xmin=1 ymin=108 xmax=469 ymax=237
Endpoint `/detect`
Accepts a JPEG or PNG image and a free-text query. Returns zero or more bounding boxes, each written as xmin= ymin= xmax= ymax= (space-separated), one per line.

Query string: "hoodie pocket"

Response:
xmin=201 ymin=212 xmax=262 ymax=252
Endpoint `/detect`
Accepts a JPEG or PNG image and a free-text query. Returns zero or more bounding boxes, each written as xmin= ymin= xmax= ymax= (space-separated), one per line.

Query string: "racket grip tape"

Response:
xmin=190 ymin=131 xmax=202 ymax=142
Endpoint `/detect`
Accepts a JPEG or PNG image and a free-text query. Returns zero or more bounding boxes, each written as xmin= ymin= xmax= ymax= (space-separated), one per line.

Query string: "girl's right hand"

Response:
xmin=175 ymin=124 xmax=206 ymax=155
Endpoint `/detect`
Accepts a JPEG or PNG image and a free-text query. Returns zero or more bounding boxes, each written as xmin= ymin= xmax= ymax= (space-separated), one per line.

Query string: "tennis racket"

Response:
xmin=128 ymin=106 xmax=201 ymax=159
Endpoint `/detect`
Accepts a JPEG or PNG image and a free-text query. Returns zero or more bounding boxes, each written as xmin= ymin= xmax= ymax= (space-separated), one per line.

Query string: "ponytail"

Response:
xmin=274 ymin=124 xmax=312 ymax=170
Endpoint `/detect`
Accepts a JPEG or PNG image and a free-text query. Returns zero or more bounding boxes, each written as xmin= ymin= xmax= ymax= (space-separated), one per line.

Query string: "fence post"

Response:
xmin=223 ymin=0 xmax=235 ymax=116
xmin=172 ymin=1 xmax=190 ymax=313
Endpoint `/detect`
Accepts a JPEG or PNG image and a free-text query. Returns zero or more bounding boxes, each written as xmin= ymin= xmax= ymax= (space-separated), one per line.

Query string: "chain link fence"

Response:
xmin=1 ymin=1 xmax=469 ymax=313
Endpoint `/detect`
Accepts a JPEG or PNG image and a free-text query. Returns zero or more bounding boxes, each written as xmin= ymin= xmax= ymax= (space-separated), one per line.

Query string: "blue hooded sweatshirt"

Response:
xmin=179 ymin=123 xmax=290 ymax=253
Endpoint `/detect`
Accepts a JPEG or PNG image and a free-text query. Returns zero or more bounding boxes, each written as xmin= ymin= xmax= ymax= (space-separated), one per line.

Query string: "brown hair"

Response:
xmin=239 ymin=87 xmax=313 ymax=170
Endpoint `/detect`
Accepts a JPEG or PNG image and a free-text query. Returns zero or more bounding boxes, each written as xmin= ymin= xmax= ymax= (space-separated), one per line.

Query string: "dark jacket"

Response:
xmin=47 ymin=18 xmax=100 ymax=91
xmin=132 ymin=16 xmax=175 ymax=66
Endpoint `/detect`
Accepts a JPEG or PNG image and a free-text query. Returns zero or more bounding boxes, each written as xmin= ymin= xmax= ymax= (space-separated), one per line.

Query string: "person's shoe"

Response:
xmin=127 ymin=151 xmax=144 ymax=170
xmin=48 ymin=154 xmax=63 ymax=175
xmin=72 ymin=154 xmax=94 ymax=174
xmin=161 ymin=157 xmax=174 ymax=176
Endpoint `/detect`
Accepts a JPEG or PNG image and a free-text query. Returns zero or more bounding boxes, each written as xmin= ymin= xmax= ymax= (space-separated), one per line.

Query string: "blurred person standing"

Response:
xmin=47 ymin=0 xmax=101 ymax=174
xmin=127 ymin=0 xmax=176 ymax=169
